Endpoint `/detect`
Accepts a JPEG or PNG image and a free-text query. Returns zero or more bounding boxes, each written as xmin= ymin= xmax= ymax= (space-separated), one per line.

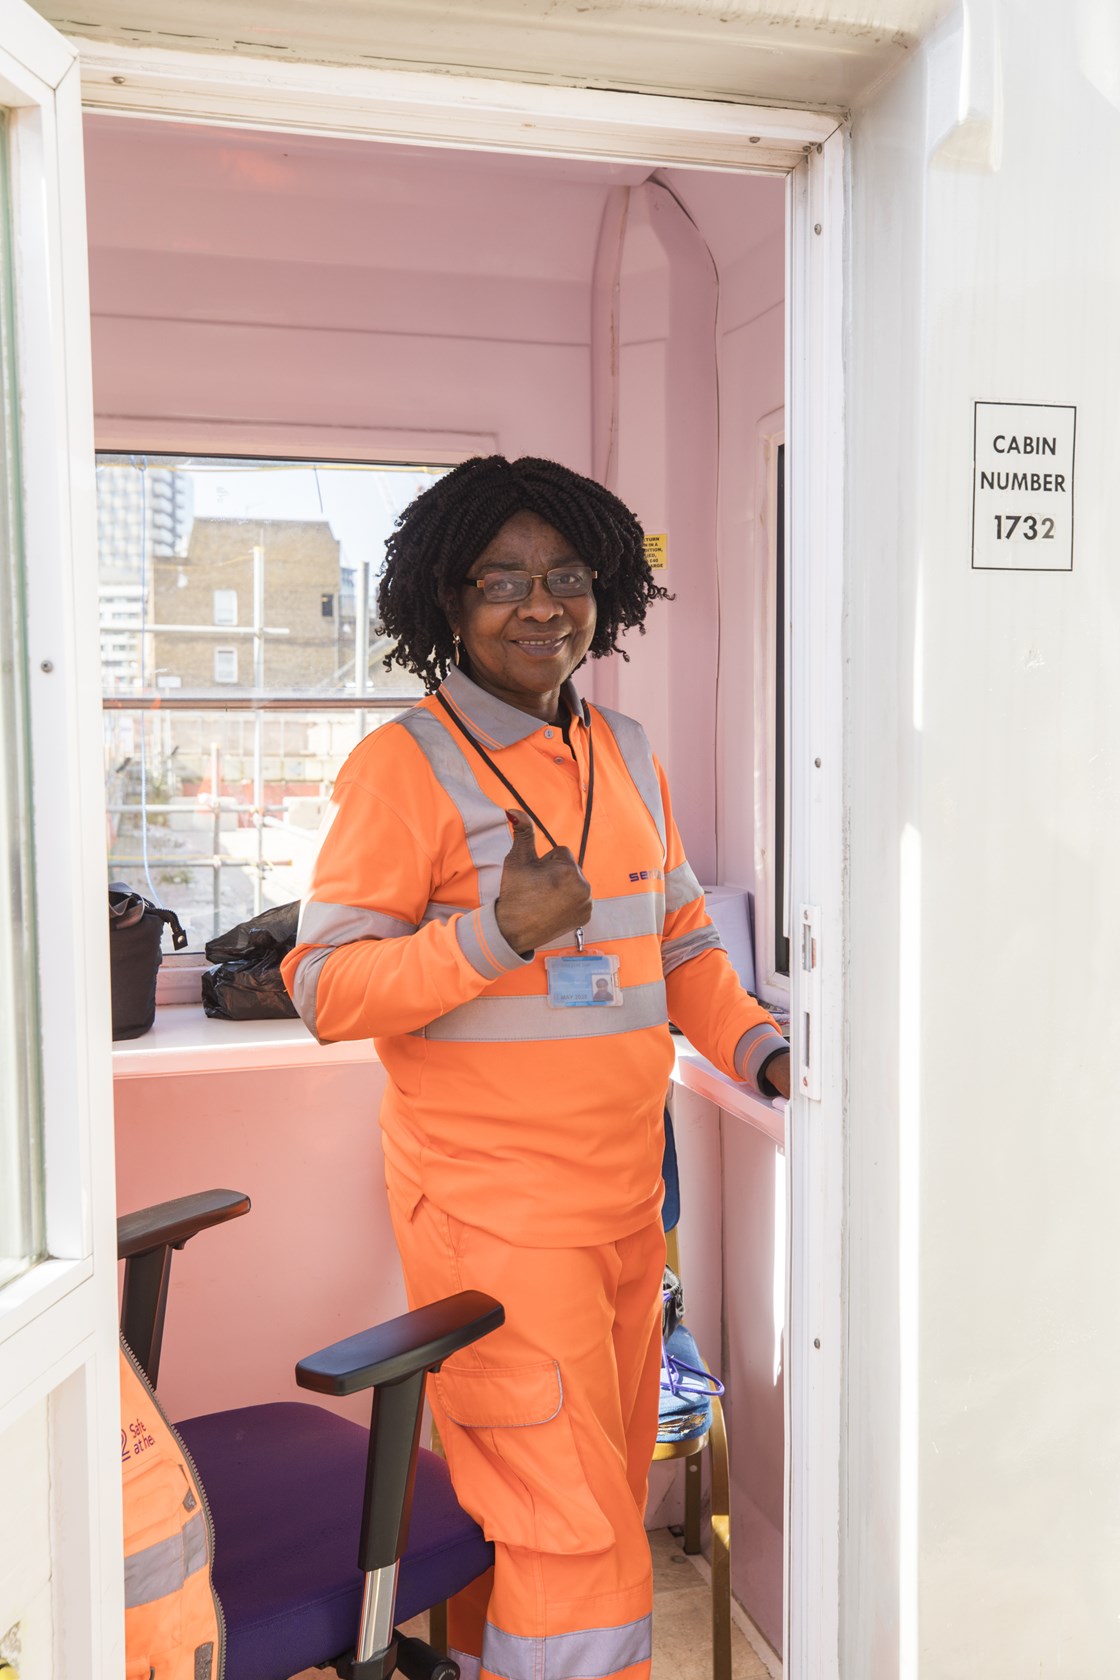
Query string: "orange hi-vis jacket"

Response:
xmin=282 ymin=668 xmax=785 ymax=1246
xmin=120 ymin=1339 xmax=224 ymax=1680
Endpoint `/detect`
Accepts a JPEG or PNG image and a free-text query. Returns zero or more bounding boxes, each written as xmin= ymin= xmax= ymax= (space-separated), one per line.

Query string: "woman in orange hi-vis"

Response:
xmin=281 ymin=456 xmax=790 ymax=1680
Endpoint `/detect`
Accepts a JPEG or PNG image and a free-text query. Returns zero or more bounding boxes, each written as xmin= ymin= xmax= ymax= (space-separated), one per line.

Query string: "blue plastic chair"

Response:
xmin=119 ymin=1189 xmax=500 ymax=1680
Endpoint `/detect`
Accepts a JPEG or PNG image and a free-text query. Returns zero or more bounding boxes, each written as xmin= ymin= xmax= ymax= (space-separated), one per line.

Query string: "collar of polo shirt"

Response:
xmin=442 ymin=665 xmax=586 ymax=752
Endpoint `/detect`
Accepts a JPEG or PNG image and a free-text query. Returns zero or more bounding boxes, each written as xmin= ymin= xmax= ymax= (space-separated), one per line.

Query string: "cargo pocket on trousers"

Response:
xmin=434 ymin=1358 xmax=615 ymax=1556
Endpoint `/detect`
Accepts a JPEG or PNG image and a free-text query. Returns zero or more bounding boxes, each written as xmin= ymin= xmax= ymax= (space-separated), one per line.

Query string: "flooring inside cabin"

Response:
xmin=290 ymin=1528 xmax=780 ymax=1680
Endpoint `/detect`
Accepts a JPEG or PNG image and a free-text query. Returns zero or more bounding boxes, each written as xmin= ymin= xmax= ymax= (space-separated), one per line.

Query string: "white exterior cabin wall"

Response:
xmin=846 ymin=6 xmax=1120 ymax=1674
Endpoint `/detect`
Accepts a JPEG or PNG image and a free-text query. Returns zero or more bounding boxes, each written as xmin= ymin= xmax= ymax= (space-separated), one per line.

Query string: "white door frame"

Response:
xmin=75 ymin=42 xmax=848 ymax=1675
xmin=785 ymin=132 xmax=846 ymax=1680
xmin=0 ymin=5 xmax=121 ymax=1676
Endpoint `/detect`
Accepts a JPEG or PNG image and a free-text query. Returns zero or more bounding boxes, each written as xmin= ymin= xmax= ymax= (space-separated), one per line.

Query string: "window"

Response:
xmin=213 ymin=587 xmax=238 ymax=626
xmin=0 ymin=113 xmax=44 ymax=1286
xmin=97 ymin=455 xmax=443 ymax=948
xmin=213 ymin=646 xmax=238 ymax=684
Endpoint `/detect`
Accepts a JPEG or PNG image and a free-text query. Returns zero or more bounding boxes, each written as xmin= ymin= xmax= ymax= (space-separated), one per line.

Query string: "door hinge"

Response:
xmin=798 ymin=904 xmax=821 ymax=1101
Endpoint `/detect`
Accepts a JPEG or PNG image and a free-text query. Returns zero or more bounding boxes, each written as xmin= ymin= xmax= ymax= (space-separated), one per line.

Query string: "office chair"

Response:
xmin=118 ymin=1187 xmax=502 ymax=1680
xmin=656 ymin=1108 xmax=732 ymax=1680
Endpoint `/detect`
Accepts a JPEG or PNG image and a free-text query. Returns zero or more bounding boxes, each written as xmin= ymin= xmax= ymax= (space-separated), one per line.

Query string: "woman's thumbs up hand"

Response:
xmin=494 ymin=809 xmax=593 ymax=955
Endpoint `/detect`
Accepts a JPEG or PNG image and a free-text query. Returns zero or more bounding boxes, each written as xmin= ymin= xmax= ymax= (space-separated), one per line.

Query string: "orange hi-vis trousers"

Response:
xmin=390 ymin=1192 xmax=666 ymax=1680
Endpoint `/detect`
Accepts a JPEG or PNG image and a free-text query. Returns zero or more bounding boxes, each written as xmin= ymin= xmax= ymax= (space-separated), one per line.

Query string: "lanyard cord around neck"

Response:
xmin=435 ymin=689 xmax=596 ymax=871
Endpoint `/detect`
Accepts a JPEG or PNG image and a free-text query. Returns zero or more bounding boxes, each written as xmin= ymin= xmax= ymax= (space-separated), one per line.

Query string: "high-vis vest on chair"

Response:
xmin=120 ymin=1340 xmax=225 ymax=1680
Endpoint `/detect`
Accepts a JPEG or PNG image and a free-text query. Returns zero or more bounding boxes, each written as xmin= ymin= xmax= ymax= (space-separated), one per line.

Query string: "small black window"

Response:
xmin=321 ymin=592 xmax=334 ymax=618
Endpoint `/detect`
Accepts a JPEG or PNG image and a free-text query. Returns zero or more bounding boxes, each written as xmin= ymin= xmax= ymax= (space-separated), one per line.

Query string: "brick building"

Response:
xmin=151 ymin=516 xmax=347 ymax=692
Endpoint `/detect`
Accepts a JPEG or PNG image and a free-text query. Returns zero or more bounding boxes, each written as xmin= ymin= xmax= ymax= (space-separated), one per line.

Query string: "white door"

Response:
xmin=0 ymin=4 xmax=122 ymax=1676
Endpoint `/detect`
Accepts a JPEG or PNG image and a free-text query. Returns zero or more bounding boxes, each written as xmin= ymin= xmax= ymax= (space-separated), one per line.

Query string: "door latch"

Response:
xmin=798 ymin=904 xmax=821 ymax=1101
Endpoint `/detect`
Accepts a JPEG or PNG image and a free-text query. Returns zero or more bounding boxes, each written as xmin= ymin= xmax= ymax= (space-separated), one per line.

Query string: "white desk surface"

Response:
xmin=112 ymin=1006 xmax=786 ymax=1150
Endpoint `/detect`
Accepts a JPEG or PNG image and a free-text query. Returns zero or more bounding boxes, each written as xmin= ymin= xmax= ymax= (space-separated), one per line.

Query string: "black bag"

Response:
xmin=201 ymin=901 xmax=300 ymax=1021
xmin=108 ymin=885 xmax=187 ymax=1041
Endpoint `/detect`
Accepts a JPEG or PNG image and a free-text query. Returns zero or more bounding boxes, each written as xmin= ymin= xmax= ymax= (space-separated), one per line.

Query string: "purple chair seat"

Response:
xmin=178 ymin=1401 xmax=492 ymax=1680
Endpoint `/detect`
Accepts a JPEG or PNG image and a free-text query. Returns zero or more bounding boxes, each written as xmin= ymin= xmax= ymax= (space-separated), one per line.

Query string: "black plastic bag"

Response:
xmin=201 ymin=902 xmax=300 ymax=1021
xmin=109 ymin=884 xmax=188 ymax=1040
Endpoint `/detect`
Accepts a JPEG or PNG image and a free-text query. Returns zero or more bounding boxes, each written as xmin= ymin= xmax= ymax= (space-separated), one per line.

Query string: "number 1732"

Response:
xmin=994 ymin=514 xmax=1055 ymax=540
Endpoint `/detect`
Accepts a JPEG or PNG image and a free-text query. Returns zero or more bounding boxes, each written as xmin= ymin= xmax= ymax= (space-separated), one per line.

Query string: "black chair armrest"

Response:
xmin=296 ymin=1292 xmax=504 ymax=1397
xmin=117 ymin=1188 xmax=251 ymax=1260
xmin=118 ymin=1189 xmax=251 ymax=1387
xmin=297 ymin=1291 xmax=504 ymax=1583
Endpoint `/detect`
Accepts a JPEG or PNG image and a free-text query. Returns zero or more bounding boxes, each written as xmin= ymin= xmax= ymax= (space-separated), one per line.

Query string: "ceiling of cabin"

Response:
xmin=36 ymin=0 xmax=954 ymax=109
xmin=83 ymin=114 xmax=784 ymax=285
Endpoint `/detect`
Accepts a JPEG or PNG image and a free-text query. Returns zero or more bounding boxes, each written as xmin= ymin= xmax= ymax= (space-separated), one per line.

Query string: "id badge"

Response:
xmin=545 ymin=952 xmax=622 ymax=1008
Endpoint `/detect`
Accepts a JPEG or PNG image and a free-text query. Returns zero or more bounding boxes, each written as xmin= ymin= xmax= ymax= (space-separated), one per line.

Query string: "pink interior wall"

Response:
xmin=624 ymin=166 xmax=787 ymax=1651
xmin=115 ymin=1063 xmax=397 ymax=1426
xmin=594 ymin=179 xmax=721 ymax=881
xmin=706 ymin=183 xmax=787 ymax=1653
xmin=92 ymin=113 xmax=787 ymax=1642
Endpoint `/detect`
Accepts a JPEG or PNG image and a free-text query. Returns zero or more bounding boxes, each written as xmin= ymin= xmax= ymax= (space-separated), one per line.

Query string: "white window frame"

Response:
xmin=0 ymin=7 xmax=122 ymax=1676
xmin=75 ymin=46 xmax=846 ymax=1679
xmin=212 ymin=643 xmax=238 ymax=683
xmin=212 ymin=586 xmax=237 ymax=626
xmin=99 ymin=452 xmax=448 ymax=948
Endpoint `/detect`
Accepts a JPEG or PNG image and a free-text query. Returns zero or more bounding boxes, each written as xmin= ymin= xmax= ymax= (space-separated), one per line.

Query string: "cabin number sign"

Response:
xmin=972 ymin=401 xmax=1076 ymax=572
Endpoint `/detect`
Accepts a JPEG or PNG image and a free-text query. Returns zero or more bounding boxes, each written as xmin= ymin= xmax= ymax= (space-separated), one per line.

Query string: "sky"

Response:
xmin=184 ymin=458 xmax=445 ymax=578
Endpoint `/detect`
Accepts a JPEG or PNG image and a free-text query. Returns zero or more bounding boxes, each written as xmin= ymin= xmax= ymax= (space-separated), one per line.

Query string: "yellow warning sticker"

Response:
xmin=644 ymin=532 xmax=668 ymax=569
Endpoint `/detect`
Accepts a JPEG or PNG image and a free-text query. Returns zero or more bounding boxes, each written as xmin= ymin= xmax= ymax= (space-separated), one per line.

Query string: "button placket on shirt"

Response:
xmin=531 ymin=731 xmax=584 ymax=845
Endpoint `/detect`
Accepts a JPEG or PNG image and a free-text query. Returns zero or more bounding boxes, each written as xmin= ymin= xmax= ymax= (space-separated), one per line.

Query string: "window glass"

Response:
xmin=0 ymin=114 xmax=45 ymax=1286
xmin=98 ymin=456 xmax=440 ymax=948
xmin=212 ymin=588 xmax=237 ymax=627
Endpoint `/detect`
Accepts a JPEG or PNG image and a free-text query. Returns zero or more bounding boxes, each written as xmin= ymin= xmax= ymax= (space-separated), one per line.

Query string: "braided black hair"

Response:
xmin=377 ymin=455 xmax=670 ymax=691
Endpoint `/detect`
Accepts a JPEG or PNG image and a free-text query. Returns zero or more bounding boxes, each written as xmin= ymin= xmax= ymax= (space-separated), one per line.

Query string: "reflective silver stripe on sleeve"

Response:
xmin=292 ymin=902 xmax=423 ymax=1039
xmin=662 ymin=923 xmax=724 ymax=976
xmin=418 ymin=979 xmax=667 ymax=1042
xmin=124 ymin=1511 xmax=208 ymax=1609
xmin=449 ymin=1654 xmax=481 ymax=1680
xmin=420 ymin=901 xmax=468 ymax=927
xmin=297 ymin=900 xmax=417 ymax=944
xmin=665 ymin=860 xmax=704 ymax=913
xmin=289 ymin=946 xmax=334 ymax=1040
xmin=734 ymin=1022 xmax=788 ymax=1089
xmin=457 ymin=902 xmax=532 ymax=980
xmin=398 ymin=707 xmax=512 ymax=901
xmin=483 ymin=1612 xmax=652 ymax=1680
xmin=595 ymin=706 xmax=665 ymax=849
xmin=538 ymin=889 xmax=664 ymax=951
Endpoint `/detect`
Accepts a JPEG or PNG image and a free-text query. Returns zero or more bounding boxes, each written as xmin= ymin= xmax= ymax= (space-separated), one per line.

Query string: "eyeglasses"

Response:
xmin=468 ymin=565 xmax=597 ymax=604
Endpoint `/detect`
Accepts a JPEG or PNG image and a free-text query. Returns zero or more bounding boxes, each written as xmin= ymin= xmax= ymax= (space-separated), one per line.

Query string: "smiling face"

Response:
xmin=446 ymin=510 xmax=597 ymax=722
